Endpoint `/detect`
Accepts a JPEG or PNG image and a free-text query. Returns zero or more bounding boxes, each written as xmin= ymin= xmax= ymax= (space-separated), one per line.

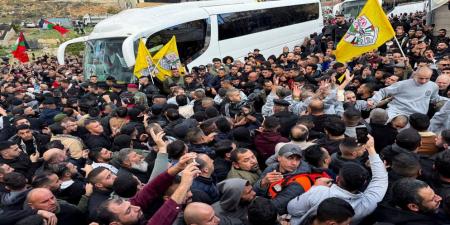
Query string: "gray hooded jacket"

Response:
xmin=212 ymin=178 xmax=249 ymax=225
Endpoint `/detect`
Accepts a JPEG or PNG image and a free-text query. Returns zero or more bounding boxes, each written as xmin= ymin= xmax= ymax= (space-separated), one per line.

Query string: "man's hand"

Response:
xmin=30 ymin=151 xmax=40 ymax=163
xmin=314 ymin=177 xmax=333 ymax=187
xmin=273 ymin=76 xmax=280 ymax=88
xmin=149 ymin=128 xmax=167 ymax=152
xmin=170 ymin=163 xmax=201 ymax=204
xmin=0 ymin=107 xmax=6 ymax=116
xmin=37 ymin=210 xmax=58 ymax=225
xmin=367 ymin=99 xmax=375 ymax=108
xmin=180 ymin=163 xmax=201 ymax=187
xmin=211 ymin=88 xmax=217 ymax=95
xmin=102 ymin=95 xmax=111 ymax=103
xmin=261 ymin=170 xmax=283 ymax=187
xmin=364 ymin=134 xmax=376 ymax=155
xmin=292 ymin=84 xmax=302 ymax=100
xmin=168 ymin=153 xmax=197 ymax=176
xmin=82 ymin=164 xmax=93 ymax=177
xmin=84 ymin=183 xmax=93 ymax=197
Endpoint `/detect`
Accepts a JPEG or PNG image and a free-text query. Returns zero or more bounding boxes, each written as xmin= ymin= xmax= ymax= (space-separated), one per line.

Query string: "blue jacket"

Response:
xmin=191 ymin=176 xmax=220 ymax=203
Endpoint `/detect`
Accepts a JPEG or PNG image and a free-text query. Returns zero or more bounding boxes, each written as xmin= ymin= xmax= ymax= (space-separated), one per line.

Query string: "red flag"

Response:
xmin=11 ymin=32 xmax=29 ymax=63
xmin=40 ymin=19 xmax=69 ymax=36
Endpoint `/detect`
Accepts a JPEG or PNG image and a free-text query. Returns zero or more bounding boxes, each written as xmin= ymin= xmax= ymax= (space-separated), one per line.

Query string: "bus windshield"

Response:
xmin=83 ymin=38 xmax=133 ymax=82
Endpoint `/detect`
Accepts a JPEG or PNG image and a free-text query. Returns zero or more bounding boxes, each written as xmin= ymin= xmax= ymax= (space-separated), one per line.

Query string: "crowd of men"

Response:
xmin=0 ymin=10 xmax=450 ymax=225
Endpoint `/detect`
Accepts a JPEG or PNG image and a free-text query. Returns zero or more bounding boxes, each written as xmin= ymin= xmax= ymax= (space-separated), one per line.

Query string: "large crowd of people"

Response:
xmin=0 ymin=10 xmax=449 ymax=225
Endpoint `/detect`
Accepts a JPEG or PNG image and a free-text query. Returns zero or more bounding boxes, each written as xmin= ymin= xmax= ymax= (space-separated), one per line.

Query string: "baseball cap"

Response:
xmin=278 ymin=144 xmax=302 ymax=157
xmin=42 ymin=97 xmax=56 ymax=105
xmin=127 ymin=83 xmax=138 ymax=89
xmin=273 ymin=99 xmax=290 ymax=107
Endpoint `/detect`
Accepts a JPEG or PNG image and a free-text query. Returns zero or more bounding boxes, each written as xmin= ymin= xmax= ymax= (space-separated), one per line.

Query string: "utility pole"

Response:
xmin=426 ymin=0 xmax=433 ymax=25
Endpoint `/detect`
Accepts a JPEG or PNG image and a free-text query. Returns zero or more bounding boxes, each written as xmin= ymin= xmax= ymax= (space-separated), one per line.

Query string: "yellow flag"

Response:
xmin=335 ymin=0 xmax=395 ymax=63
xmin=134 ymin=39 xmax=157 ymax=79
xmin=153 ymin=36 xmax=186 ymax=81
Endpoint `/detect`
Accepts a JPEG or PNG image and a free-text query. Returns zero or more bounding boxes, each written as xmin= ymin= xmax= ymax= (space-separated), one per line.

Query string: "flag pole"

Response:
xmin=146 ymin=65 xmax=155 ymax=84
xmin=7 ymin=57 xmax=14 ymax=75
xmin=393 ymin=36 xmax=407 ymax=58
xmin=150 ymin=56 xmax=163 ymax=82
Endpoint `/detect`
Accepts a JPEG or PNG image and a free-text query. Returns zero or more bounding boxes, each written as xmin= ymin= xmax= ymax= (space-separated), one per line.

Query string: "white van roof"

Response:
xmin=89 ymin=0 xmax=321 ymax=40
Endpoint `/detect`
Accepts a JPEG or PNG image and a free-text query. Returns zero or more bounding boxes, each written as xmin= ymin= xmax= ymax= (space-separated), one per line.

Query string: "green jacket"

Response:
xmin=226 ymin=167 xmax=261 ymax=185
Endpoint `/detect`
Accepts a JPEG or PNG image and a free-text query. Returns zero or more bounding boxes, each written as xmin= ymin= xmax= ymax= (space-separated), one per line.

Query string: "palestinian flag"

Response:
xmin=39 ymin=19 xmax=69 ymax=36
xmin=11 ymin=32 xmax=30 ymax=63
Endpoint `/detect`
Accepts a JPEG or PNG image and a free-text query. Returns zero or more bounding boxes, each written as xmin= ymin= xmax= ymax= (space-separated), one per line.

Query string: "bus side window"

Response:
xmin=218 ymin=3 xmax=320 ymax=41
xmin=145 ymin=18 xmax=211 ymax=63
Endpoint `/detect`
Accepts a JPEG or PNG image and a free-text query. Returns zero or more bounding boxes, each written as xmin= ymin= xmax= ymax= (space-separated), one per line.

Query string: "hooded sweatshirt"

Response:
xmin=212 ymin=178 xmax=249 ymax=225
xmin=287 ymin=153 xmax=388 ymax=225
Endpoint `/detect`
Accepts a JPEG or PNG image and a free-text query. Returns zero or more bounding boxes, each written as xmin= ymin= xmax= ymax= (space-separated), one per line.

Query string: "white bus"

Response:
xmin=57 ymin=0 xmax=323 ymax=82
xmin=332 ymin=0 xmax=425 ymax=18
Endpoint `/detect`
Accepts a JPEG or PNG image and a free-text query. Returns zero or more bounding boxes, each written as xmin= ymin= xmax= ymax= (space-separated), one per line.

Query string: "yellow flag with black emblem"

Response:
xmin=152 ymin=35 xmax=186 ymax=81
xmin=335 ymin=0 xmax=395 ymax=81
xmin=134 ymin=39 xmax=156 ymax=79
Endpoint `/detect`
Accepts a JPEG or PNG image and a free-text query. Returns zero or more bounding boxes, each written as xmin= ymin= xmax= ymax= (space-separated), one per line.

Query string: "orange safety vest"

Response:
xmin=268 ymin=172 xmax=331 ymax=198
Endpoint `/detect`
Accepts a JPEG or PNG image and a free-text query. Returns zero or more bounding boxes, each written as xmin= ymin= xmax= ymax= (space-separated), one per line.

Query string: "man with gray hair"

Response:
xmin=436 ymin=74 xmax=449 ymax=97
xmin=116 ymin=148 xmax=150 ymax=183
xmin=368 ymin=67 xmax=448 ymax=119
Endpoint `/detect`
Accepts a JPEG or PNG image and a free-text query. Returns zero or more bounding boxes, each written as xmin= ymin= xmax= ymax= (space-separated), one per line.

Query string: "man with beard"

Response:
xmin=331 ymin=62 xmax=347 ymax=85
xmin=435 ymin=41 xmax=449 ymax=61
xmin=49 ymin=162 xmax=86 ymax=205
xmin=395 ymin=26 xmax=409 ymax=52
xmin=87 ymin=167 xmax=117 ymax=220
xmin=227 ymin=148 xmax=261 ymax=185
xmin=0 ymin=141 xmax=36 ymax=180
xmin=89 ymin=147 xmax=118 ymax=174
xmin=10 ymin=124 xmax=50 ymax=155
xmin=96 ymin=162 xmax=199 ymax=225
xmin=368 ymin=67 xmax=448 ymax=120
xmin=116 ymin=148 xmax=150 ymax=183
xmin=212 ymin=178 xmax=256 ymax=225
xmin=31 ymin=172 xmax=62 ymax=194
xmin=434 ymin=29 xmax=450 ymax=46
xmin=436 ymin=75 xmax=449 ymax=97
xmin=331 ymin=14 xmax=349 ymax=45
xmin=372 ymin=178 xmax=443 ymax=225
xmin=254 ymin=144 xmax=312 ymax=214
xmin=27 ymin=188 xmax=86 ymax=225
